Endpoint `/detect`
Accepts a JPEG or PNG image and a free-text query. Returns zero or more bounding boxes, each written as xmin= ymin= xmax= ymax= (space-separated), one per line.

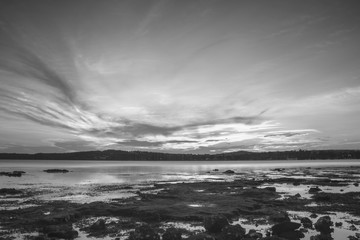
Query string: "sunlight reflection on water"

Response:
xmin=1 ymin=160 xmax=360 ymax=204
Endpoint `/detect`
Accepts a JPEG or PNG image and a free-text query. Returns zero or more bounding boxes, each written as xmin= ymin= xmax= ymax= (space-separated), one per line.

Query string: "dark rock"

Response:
xmin=310 ymin=234 xmax=333 ymax=240
xmin=294 ymin=193 xmax=301 ymax=198
xmin=261 ymin=237 xmax=287 ymax=240
xmin=224 ymin=170 xmax=235 ymax=174
xmin=247 ymin=229 xmax=262 ymax=239
xmin=264 ymin=187 xmax=276 ymax=192
xmin=43 ymin=169 xmax=69 ymax=173
xmin=0 ymin=171 xmax=25 ymax=177
xmin=218 ymin=224 xmax=246 ymax=240
xmin=300 ymin=217 xmax=313 ymax=229
xmin=335 ymin=222 xmax=342 ymax=227
xmin=278 ymin=231 xmax=305 ymax=240
xmin=313 ymin=194 xmax=331 ymax=202
xmin=269 ymin=212 xmax=290 ymax=223
xmin=0 ymin=188 xmax=22 ymax=195
xmin=43 ymin=224 xmax=78 ymax=239
xmin=293 ymin=182 xmax=300 ymax=186
xmin=308 ymin=187 xmax=322 ymax=194
xmin=349 ymin=224 xmax=357 ymax=231
xmin=314 ymin=216 xmax=333 ymax=234
xmin=187 ymin=233 xmax=216 ymax=240
xmin=354 ymin=183 xmax=359 ymax=187
xmin=204 ymin=214 xmax=229 ymax=233
xmin=162 ymin=227 xmax=182 ymax=240
xmin=89 ymin=219 xmax=106 ymax=232
xmin=272 ymin=222 xmax=301 ymax=235
xmin=128 ymin=225 xmax=160 ymax=240
xmin=309 ymin=213 xmax=318 ymax=219
xmin=213 ymin=169 xmax=219 ymax=172
xmin=23 ymin=236 xmax=46 ymax=240
xmin=138 ymin=211 xmax=161 ymax=222
xmin=348 ymin=236 xmax=357 ymax=240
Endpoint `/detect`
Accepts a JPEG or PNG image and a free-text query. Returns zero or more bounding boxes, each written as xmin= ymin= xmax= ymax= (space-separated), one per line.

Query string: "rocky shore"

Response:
xmin=0 ymin=166 xmax=360 ymax=240
xmin=0 ymin=171 xmax=25 ymax=177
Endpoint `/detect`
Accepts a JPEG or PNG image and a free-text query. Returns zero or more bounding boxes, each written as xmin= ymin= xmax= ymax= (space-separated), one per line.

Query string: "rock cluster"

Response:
xmin=162 ymin=227 xmax=182 ymax=240
xmin=0 ymin=171 xmax=25 ymax=177
xmin=308 ymin=187 xmax=322 ymax=194
xmin=203 ymin=214 xmax=230 ymax=233
xmin=0 ymin=188 xmax=22 ymax=195
xmin=42 ymin=224 xmax=78 ymax=239
xmin=128 ymin=225 xmax=160 ymax=240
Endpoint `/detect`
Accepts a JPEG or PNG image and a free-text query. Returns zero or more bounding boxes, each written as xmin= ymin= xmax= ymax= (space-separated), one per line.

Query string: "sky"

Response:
xmin=1 ymin=0 xmax=360 ymax=154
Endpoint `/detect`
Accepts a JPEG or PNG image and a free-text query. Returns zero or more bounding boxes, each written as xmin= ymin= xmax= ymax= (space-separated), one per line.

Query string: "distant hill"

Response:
xmin=0 ymin=149 xmax=359 ymax=160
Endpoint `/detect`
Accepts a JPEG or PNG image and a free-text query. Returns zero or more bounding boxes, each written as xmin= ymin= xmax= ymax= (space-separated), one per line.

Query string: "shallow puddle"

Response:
xmin=232 ymin=217 xmax=272 ymax=235
xmin=161 ymin=221 xmax=205 ymax=236
xmin=288 ymin=211 xmax=360 ymax=240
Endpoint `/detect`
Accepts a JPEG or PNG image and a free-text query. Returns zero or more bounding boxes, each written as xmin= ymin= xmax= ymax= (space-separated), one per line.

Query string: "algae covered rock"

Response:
xmin=89 ymin=218 xmax=106 ymax=232
xmin=204 ymin=214 xmax=229 ymax=233
xmin=277 ymin=230 xmax=304 ymax=240
xmin=0 ymin=188 xmax=22 ymax=195
xmin=269 ymin=212 xmax=290 ymax=223
xmin=247 ymin=229 xmax=263 ymax=239
xmin=128 ymin=224 xmax=160 ymax=240
xmin=314 ymin=216 xmax=333 ymax=234
xmin=188 ymin=233 xmax=216 ymax=240
xmin=310 ymin=233 xmax=333 ymax=240
xmin=162 ymin=227 xmax=182 ymax=240
xmin=43 ymin=224 xmax=78 ymax=239
xmin=264 ymin=187 xmax=276 ymax=192
xmin=272 ymin=222 xmax=301 ymax=235
xmin=308 ymin=187 xmax=322 ymax=194
xmin=218 ymin=224 xmax=246 ymax=240
xmin=300 ymin=217 xmax=313 ymax=229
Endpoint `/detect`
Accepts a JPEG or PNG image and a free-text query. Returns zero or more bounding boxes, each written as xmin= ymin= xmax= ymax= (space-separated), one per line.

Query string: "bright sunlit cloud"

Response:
xmin=1 ymin=0 xmax=360 ymax=153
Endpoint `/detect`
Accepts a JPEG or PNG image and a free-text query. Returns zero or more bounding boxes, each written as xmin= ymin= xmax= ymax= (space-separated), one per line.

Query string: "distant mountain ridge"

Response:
xmin=0 ymin=149 xmax=360 ymax=160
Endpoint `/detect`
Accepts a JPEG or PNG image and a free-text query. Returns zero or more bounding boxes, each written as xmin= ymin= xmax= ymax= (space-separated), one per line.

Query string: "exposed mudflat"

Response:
xmin=0 ymin=164 xmax=360 ymax=240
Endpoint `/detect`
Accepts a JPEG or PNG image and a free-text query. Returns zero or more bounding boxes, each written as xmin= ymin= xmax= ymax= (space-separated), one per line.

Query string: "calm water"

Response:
xmin=1 ymin=159 xmax=360 ymax=240
xmin=1 ymin=159 xmax=360 ymax=188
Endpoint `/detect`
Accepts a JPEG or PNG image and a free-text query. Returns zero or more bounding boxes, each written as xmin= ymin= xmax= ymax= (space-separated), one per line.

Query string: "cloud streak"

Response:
xmin=1 ymin=0 xmax=360 ymax=153
xmin=0 ymin=20 xmax=76 ymax=103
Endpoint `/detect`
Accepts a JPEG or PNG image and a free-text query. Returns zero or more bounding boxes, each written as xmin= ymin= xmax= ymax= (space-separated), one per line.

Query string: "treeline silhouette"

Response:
xmin=0 ymin=149 xmax=359 ymax=161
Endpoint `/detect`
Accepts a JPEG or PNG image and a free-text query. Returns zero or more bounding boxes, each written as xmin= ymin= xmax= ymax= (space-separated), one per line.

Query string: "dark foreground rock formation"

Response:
xmin=0 ymin=166 xmax=359 ymax=239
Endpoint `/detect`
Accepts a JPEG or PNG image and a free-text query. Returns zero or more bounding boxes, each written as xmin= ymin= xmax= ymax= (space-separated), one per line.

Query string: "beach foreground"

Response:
xmin=0 ymin=162 xmax=360 ymax=240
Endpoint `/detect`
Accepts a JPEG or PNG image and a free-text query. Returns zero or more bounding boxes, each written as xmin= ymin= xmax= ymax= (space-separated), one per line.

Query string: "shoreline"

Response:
xmin=0 ymin=165 xmax=360 ymax=240
xmin=1 ymin=149 xmax=360 ymax=162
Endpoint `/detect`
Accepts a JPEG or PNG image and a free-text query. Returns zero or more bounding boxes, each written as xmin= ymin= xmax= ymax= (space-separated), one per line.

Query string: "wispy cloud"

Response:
xmin=0 ymin=20 xmax=77 ymax=103
xmin=1 ymin=0 xmax=360 ymax=153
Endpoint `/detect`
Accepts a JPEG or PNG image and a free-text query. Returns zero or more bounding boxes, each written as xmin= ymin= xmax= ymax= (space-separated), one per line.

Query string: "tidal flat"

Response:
xmin=0 ymin=160 xmax=360 ymax=240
